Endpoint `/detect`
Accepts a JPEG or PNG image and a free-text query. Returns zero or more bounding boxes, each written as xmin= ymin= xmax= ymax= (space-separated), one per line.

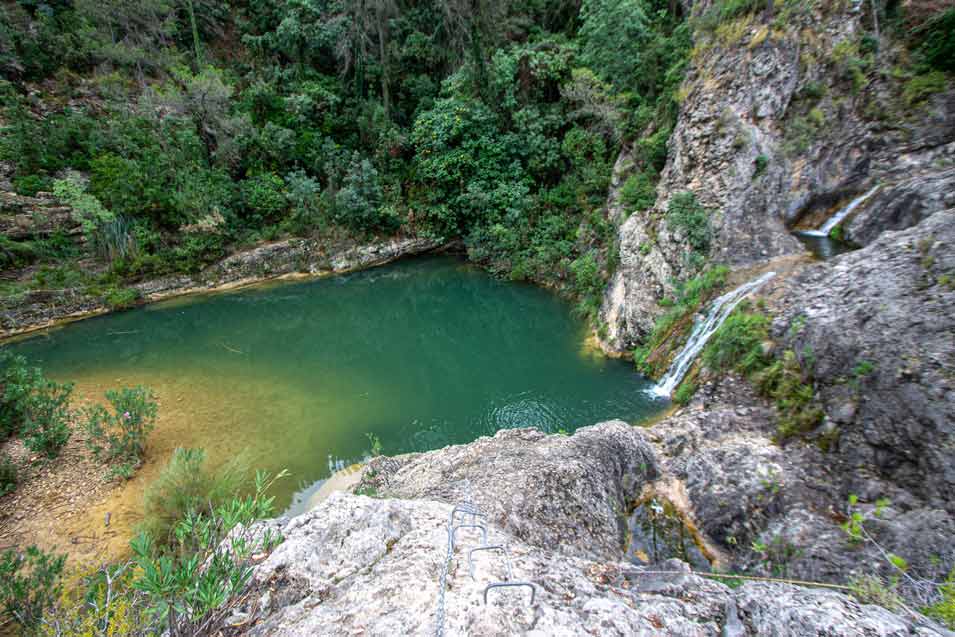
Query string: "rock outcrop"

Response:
xmin=232 ymin=421 xmax=952 ymax=636
xmin=769 ymin=210 xmax=955 ymax=515
xmin=600 ymin=1 xmax=955 ymax=352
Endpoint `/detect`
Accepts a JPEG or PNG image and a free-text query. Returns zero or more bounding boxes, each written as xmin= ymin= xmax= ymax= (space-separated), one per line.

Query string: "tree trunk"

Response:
xmin=186 ymin=0 xmax=202 ymax=71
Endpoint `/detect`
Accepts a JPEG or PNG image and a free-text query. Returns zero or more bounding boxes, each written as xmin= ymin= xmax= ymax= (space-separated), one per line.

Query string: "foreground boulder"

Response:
xmin=231 ymin=421 xmax=950 ymax=635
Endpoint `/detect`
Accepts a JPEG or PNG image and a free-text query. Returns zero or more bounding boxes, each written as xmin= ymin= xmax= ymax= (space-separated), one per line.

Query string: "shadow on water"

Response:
xmin=6 ymin=256 xmax=667 ymax=553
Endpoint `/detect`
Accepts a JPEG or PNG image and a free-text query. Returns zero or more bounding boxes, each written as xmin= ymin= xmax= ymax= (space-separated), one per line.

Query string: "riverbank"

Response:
xmin=0 ymin=234 xmax=448 ymax=340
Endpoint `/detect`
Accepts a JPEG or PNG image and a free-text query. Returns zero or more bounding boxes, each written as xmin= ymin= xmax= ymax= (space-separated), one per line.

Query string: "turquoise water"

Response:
xmin=7 ymin=257 xmax=663 ymax=512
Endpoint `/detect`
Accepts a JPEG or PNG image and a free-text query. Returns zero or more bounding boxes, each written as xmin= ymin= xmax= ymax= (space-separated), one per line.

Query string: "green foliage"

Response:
xmin=0 ymin=545 xmax=66 ymax=630
xmin=141 ymin=448 xmax=251 ymax=547
xmin=19 ymin=377 xmax=74 ymax=459
xmin=1 ymin=352 xmax=45 ymax=439
xmin=925 ymin=570 xmax=955 ymax=629
xmin=130 ymin=466 xmax=285 ymax=634
xmin=913 ymin=9 xmax=955 ymax=73
xmin=903 ymin=71 xmax=949 ymax=107
xmin=0 ymin=453 xmax=16 ymax=495
xmin=620 ymin=170 xmax=658 ymax=213
xmin=753 ymin=154 xmax=769 ymax=178
xmin=632 ymin=266 xmax=730 ymax=377
xmin=103 ymin=286 xmax=141 ymax=310
xmin=334 ymin=158 xmax=395 ymax=233
xmin=241 ymin=172 xmax=287 ymax=224
xmin=673 ymin=380 xmax=696 ymax=405
xmin=853 ymin=360 xmax=875 ymax=377
xmin=84 ymin=386 xmax=158 ymax=479
xmin=756 ymin=350 xmax=823 ymax=440
xmin=667 ymin=191 xmax=711 ymax=255
xmin=93 ymin=216 xmax=139 ymax=264
xmin=579 ymin=0 xmax=652 ymax=94
xmin=702 ymin=302 xmax=770 ymax=374
xmin=52 ymin=176 xmax=114 ymax=235
xmin=694 ymin=0 xmax=769 ymax=32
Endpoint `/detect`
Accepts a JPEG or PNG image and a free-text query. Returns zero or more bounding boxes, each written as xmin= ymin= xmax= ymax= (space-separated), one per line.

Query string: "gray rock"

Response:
xmin=358 ymin=422 xmax=659 ymax=561
xmin=237 ymin=454 xmax=946 ymax=636
xmin=772 ymin=211 xmax=955 ymax=513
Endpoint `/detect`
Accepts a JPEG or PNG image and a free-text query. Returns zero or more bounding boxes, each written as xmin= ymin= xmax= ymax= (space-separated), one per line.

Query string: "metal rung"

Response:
xmin=483 ymin=581 xmax=535 ymax=606
xmin=450 ymin=523 xmax=487 ymax=550
xmin=467 ymin=545 xmax=511 ymax=580
xmin=449 ymin=505 xmax=486 ymax=527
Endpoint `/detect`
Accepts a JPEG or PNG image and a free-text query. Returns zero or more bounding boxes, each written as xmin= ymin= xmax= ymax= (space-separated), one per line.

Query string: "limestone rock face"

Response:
xmin=599 ymin=0 xmax=955 ymax=353
xmin=771 ymin=211 xmax=955 ymax=514
xmin=358 ymin=422 xmax=659 ymax=561
xmin=236 ymin=420 xmax=950 ymax=636
xmin=845 ymin=165 xmax=955 ymax=247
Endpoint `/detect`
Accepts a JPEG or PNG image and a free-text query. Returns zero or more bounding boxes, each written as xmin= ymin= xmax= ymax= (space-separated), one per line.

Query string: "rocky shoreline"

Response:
xmin=0 ymin=235 xmax=447 ymax=340
xmin=230 ymin=416 xmax=953 ymax=635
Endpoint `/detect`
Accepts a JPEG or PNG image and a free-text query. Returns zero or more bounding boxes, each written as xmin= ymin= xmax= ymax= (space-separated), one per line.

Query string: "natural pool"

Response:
xmin=8 ymin=256 xmax=663 ymax=526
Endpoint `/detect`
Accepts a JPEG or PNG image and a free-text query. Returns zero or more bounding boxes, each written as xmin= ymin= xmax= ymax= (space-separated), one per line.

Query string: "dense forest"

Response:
xmin=0 ymin=0 xmax=695 ymax=321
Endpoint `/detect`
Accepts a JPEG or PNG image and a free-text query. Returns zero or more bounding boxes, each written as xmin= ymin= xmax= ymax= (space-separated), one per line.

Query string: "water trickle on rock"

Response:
xmin=652 ymin=272 xmax=776 ymax=398
xmin=802 ymin=185 xmax=881 ymax=238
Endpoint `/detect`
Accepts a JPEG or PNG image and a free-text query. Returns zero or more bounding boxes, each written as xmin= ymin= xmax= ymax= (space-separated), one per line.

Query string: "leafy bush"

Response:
xmin=925 ymin=570 xmax=955 ymax=629
xmin=103 ymin=286 xmax=141 ymax=310
xmin=333 ymin=157 xmax=396 ymax=233
xmin=702 ymin=303 xmax=770 ymax=374
xmin=0 ymin=352 xmax=44 ymax=439
xmin=131 ymin=467 xmax=286 ymax=634
xmin=22 ymin=379 xmax=73 ymax=459
xmin=0 ymin=546 xmax=66 ymax=630
xmin=756 ymin=350 xmax=824 ymax=439
xmin=903 ymin=71 xmax=948 ymax=107
xmin=913 ymin=8 xmax=955 ymax=72
xmin=0 ymin=453 xmax=16 ymax=495
xmin=570 ymin=251 xmax=606 ymax=320
xmin=52 ymin=176 xmax=114 ymax=235
xmin=620 ymin=170 xmax=658 ymax=213
xmin=141 ymin=448 xmax=251 ymax=547
xmin=84 ymin=386 xmax=158 ymax=479
xmin=241 ymin=172 xmax=287 ymax=224
xmin=667 ymin=191 xmax=711 ymax=254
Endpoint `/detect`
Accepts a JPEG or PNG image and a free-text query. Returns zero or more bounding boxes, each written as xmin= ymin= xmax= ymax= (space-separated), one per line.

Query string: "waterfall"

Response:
xmin=651 ymin=271 xmax=777 ymax=398
xmin=803 ymin=185 xmax=880 ymax=237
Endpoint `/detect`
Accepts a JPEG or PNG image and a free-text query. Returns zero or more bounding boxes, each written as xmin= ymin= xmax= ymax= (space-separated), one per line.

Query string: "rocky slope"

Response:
xmin=600 ymin=1 xmax=955 ymax=352
xmin=230 ymin=421 xmax=951 ymax=636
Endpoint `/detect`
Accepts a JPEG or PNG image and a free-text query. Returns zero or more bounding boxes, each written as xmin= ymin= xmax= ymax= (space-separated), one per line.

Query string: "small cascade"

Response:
xmin=802 ymin=185 xmax=880 ymax=237
xmin=652 ymin=271 xmax=776 ymax=398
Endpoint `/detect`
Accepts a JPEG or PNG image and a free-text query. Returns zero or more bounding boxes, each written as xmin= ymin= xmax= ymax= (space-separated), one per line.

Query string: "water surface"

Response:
xmin=8 ymin=257 xmax=662 ymax=518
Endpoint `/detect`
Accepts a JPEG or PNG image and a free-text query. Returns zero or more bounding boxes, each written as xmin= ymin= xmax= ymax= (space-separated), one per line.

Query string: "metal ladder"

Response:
xmin=435 ymin=482 xmax=535 ymax=636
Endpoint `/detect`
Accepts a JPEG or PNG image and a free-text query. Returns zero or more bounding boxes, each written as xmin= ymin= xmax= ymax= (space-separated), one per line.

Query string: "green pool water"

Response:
xmin=7 ymin=257 xmax=664 ymax=514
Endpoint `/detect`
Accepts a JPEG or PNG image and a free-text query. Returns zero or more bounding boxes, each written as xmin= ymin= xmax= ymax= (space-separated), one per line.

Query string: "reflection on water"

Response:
xmin=7 ymin=256 xmax=664 ymax=546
